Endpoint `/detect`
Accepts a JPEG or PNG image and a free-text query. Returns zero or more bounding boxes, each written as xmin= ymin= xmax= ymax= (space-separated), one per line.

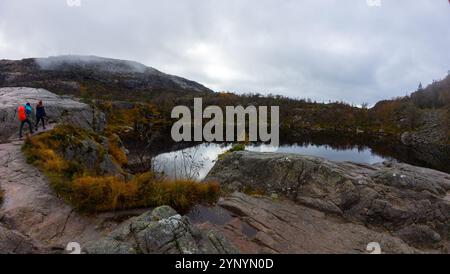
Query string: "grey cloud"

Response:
xmin=0 ymin=0 xmax=449 ymax=104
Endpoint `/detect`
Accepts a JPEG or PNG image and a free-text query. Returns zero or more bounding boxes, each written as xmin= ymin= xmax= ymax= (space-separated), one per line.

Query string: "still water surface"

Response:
xmin=153 ymin=143 xmax=389 ymax=180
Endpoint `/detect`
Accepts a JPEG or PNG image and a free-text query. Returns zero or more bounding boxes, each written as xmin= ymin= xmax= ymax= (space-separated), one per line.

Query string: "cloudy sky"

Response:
xmin=0 ymin=0 xmax=449 ymax=104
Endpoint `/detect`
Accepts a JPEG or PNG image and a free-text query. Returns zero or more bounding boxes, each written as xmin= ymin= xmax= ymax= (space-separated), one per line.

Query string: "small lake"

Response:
xmin=153 ymin=143 xmax=390 ymax=180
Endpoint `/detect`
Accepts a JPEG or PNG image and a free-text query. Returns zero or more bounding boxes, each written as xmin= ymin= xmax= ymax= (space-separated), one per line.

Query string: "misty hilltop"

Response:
xmin=0 ymin=55 xmax=212 ymax=98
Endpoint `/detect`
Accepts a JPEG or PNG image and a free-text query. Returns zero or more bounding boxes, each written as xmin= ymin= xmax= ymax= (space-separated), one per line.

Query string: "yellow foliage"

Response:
xmin=108 ymin=135 xmax=128 ymax=166
xmin=39 ymin=149 xmax=70 ymax=172
xmin=70 ymin=174 xmax=220 ymax=213
xmin=72 ymin=176 xmax=138 ymax=211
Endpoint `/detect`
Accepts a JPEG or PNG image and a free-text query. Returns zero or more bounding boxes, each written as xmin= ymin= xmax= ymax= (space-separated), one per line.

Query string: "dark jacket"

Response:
xmin=36 ymin=105 xmax=46 ymax=118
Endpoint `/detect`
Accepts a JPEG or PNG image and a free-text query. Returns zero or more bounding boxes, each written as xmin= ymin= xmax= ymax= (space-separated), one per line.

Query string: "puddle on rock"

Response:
xmin=187 ymin=205 xmax=258 ymax=238
xmin=187 ymin=205 xmax=235 ymax=226
xmin=240 ymin=221 xmax=258 ymax=238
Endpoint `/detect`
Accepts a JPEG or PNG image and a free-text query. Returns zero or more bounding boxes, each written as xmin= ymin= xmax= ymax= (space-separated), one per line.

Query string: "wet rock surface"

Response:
xmin=201 ymin=192 xmax=416 ymax=254
xmin=206 ymin=151 xmax=450 ymax=253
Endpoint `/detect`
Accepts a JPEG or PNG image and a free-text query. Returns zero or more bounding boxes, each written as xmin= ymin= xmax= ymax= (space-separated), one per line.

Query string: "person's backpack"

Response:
xmin=25 ymin=105 xmax=32 ymax=116
xmin=18 ymin=105 xmax=27 ymax=121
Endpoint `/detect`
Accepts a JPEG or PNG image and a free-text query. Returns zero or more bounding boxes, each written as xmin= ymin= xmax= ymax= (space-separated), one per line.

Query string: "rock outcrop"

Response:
xmin=0 ymin=87 xmax=105 ymax=142
xmin=60 ymin=131 xmax=126 ymax=177
xmin=206 ymin=151 xmax=450 ymax=253
xmin=85 ymin=206 xmax=238 ymax=254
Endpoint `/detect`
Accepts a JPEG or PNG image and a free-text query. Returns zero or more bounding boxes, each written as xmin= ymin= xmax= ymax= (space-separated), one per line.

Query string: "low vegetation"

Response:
xmin=228 ymin=143 xmax=246 ymax=153
xmin=218 ymin=143 xmax=246 ymax=161
xmin=71 ymin=174 xmax=220 ymax=213
xmin=23 ymin=124 xmax=220 ymax=213
xmin=242 ymin=185 xmax=266 ymax=197
xmin=107 ymin=134 xmax=128 ymax=167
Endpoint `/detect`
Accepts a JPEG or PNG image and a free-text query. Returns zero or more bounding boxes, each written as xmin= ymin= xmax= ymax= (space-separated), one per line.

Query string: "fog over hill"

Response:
xmin=35 ymin=55 xmax=152 ymax=74
xmin=0 ymin=55 xmax=213 ymax=95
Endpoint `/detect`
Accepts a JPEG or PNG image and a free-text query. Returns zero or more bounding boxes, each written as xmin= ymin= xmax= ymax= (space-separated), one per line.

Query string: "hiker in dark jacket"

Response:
xmin=35 ymin=101 xmax=47 ymax=131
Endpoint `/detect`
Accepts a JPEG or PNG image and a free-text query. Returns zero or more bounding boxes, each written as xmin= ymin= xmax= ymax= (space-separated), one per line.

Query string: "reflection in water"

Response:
xmin=247 ymin=144 xmax=388 ymax=163
xmin=153 ymin=144 xmax=232 ymax=180
xmin=153 ymin=142 xmax=390 ymax=180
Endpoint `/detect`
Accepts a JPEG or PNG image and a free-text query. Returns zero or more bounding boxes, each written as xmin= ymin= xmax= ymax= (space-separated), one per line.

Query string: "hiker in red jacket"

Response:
xmin=17 ymin=103 xmax=34 ymax=139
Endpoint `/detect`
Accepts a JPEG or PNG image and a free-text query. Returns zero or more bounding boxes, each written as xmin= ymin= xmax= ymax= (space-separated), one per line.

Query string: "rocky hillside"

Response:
xmin=0 ymin=87 xmax=105 ymax=142
xmin=205 ymin=151 xmax=450 ymax=253
xmin=372 ymin=75 xmax=450 ymax=146
xmin=0 ymin=55 xmax=212 ymax=99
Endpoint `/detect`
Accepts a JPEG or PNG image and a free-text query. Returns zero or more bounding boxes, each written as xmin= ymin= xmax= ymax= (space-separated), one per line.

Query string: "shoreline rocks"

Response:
xmin=206 ymin=151 xmax=450 ymax=253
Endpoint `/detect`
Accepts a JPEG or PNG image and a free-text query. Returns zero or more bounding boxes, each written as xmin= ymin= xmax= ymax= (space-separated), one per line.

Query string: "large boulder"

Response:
xmin=84 ymin=206 xmax=238 ymax=254
xmin=0 ymin=87 xmax=105 ymax=141
xmin=206 ymin=151 xmax=450 ymax=252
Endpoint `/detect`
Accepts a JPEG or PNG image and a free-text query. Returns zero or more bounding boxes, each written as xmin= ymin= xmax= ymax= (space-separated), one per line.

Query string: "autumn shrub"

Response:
xmin=145 ymin=179 xmax=220 ymax=213
xmin=71 ymin=176 xmax=138 ymax=212
xmin=108 ymin=135 xmax=128 ymax=167
xmin=70 ymin=174 xmax=220 ymax=213
xmin=243 ymin=185 xmax=266 ymax=196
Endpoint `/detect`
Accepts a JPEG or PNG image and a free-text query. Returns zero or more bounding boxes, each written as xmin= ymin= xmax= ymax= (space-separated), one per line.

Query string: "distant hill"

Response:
xmin=371 ymin=75 xmax=450 ymax=147
xmin=0 ymin=55 xmax=213 ymax=99
xmin=410 ymin=75 xmax=450 ymax=109
xmin=373 ymin=75 xmax=450 ymax=111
